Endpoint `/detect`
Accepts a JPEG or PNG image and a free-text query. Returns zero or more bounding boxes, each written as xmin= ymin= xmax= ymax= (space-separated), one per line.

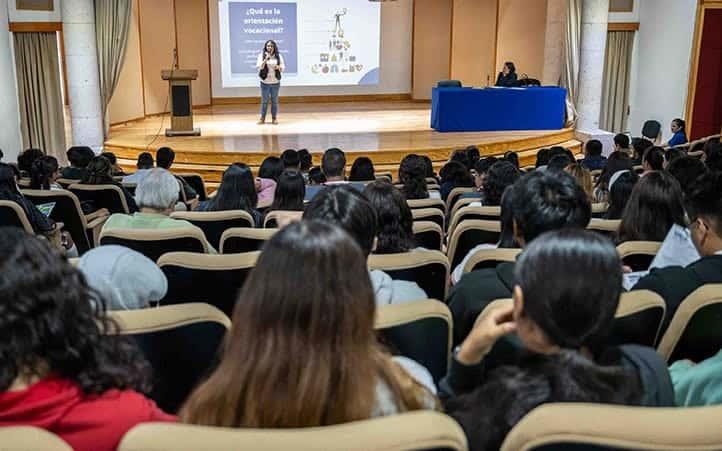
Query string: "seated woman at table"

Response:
xmin=495 ymin=62 xmax=517 ymax=87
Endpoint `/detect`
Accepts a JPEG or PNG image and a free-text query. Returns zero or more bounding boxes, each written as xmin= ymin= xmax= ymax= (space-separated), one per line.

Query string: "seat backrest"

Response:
xmin=119 ymin=410 xmax=468 ymax=451
xmin=462 ymin=247 xmax=521 ymax=274
xmin=22 ymin=189 xmax=92 ymax=254
xmin=178 ymin=173 xmax=208 ymax=201
xmin=122 ymin=182 xmax=137 ymax=196
xmin=611 ymin=290 xmax=666 ymax=347
xmin=447 ymin=220 xmax=501 ymax=270
xmin=108 ymin=303 xmax=230 ymax=413
xmin=591 ymin=202 xmax=608 ymax=219
xmin=616 ymin=241 xmax=662 ymax=271
xmin=0 ymin=200 xmax=34 ymax=233
xmin=171 ymin=210 xmax=254 ymax=251
xmin=368 ymin=250 xmax=450 ymax=301
xmin=220 ymin=227 xmax=277 ymax=253
xmin=375 ymin=299 xmax=452 ymax=383
xmin=263 ymin=210 xmax=303 ymax=228
xmin=99 ymin=227 xmax=210 ymax=262
xmin=407 ymin=198 xmax=446 ymax=216
xmin=437 ymin=80 xmax=463 ymax=88
xmin=657 ymin=284 xmax=722 ymax=363
xmin=0 ymin=427 xmax=72 ymax=451
xmin=56 ymin=178 xmax=81 ymax=188
xmin=642 ymin=120 xmax=662 ymax=141
xmin=501 ymin=403 xmax=722 ymax=451
xmin=413 ymin=221 xmax=443 ymax=251
xmin=412 ymin=208 xmax=445 ymax=230
xmin=69 ymin=183 xmax=130 ymax=214
xmin=446 ymin=187 xmax=476 ymax=214
xmin=448 ymin=205 xmax=501 ymax=238
xmin=586 ymin=218 xmax=621 ymax=240
xmin=449 ymin=197 xmax=480 ymax=222
xmin=158 ymin=251 xmax=259 ymax=317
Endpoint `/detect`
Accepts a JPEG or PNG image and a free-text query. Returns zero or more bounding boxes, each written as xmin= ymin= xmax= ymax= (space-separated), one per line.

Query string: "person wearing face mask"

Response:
xmin=256 ymin=39 xmax=285 ymax=125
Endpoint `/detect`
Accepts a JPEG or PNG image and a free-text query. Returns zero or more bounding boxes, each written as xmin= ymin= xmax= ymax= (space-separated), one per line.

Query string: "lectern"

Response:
xmin=161 ymin=69 xmax=201 ymax=137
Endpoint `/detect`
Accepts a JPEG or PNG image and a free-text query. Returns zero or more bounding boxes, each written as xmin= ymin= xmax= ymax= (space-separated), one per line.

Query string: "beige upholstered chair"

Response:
xmin=0 ymin=200 xmax=35 ymax=233
xmin=263 ymin=209 xmax=303 ymax=228
xmin=412 ymin=207 xmax=445 ymax=230
xmin=461 ymin=248 xmax=521 ymax=275
xmin=368 ymin=250 xmax=450 ymax=301
xmin=586 ymin=218 xmax=621 ymax=234
xmin=613 ymin=290 xmax=666 ymax=347
xmin=99 ymin=227 xmax=212 ymax=261
xmin=0 ymin=426 xmax=72 ymax=451
xmin=501 ymin=403 xmax=722 ymax=451
xmin=657 ymin=284 xmax=722 ymax=363
xmin=220 ymin=227 xmax=277 ymax=253
xmin=447 ymin=205 xmax=501 ymax=238
xmin=375 ymin=299 xmax=452 ymax=383
xmin=616 ymin=240 xmax=662 ymax=271
xmin=591 ymin=201 xmax=607 ymax=217
xmin=446 ymin=187 xmax=476 ymax=212
xmin=446 ymin=220 xmax=501 ymax=270
xmin=119 ymin=411 xmax=468 ymax=451
xmin=407 ymin=197 xmax=446 ymax=215
xmin=412 ymin=220 xmax=444 ymax=251
xmin=448 ymin=196 xmax=481 ymax=222
xmin=68 ymin=183 xmax=131 ymax=214
xmin=171 ymin=210 xmax=255 ymax=250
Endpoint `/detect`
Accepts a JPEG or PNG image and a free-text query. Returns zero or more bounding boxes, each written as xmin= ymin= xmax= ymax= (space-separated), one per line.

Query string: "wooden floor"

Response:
xmin=105 ymin=101 xmax=579 ymax=182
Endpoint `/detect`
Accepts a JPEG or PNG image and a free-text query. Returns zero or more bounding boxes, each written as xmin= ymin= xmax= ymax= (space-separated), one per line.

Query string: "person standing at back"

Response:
xmin=256 ymin=40 xmax=284 ymax=125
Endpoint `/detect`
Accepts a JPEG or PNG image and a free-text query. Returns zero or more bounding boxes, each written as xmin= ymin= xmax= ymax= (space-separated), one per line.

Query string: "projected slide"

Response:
xmin=218 ymin=0 xmax=381 ymax=88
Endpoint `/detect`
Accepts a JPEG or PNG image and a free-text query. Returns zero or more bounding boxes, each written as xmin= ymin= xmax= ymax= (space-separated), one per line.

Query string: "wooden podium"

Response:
xmin=161 ymin=69 xmax=201 ymax=137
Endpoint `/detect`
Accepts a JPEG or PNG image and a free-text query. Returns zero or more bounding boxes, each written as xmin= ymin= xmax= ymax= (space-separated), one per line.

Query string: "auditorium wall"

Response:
xmin=107 ymin=0 xmax=143 ymax=124
xmin=412 ymin=0 xmax=452 ymax=100
xmin=495 ymin=0 xmax=548 ymax=83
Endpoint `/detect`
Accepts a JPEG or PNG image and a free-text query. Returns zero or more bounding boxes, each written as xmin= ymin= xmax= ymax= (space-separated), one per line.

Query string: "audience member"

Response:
xmin=101 ymin=152 xmax=126 ymax=176
xmin=641 ymin=147 xmax=664 ymax=174
xmin=594 ymin=151 xmax=634 ymax=202
xmin=280 ymin=149 xmax=300 ymax=170
xmin=78 ymin=245 xmax=167 ymax=310
xmin=480 ymin=161 xmax=520 ymax=206
xmin=439 ymin=160 xmax=474 ymax=200
xmin=29 ymin=155 xmax=61 ymax=190
xmin=633 ymin=172 xmax=722 ymax=331
xmin=259 ymin=156 xmax=284 ymax=182
xmin=196 ymin=163 xmax=261 ymax=226
xmin=307 ymin=166 xmax=326 ymax=185
xmin=156 ymin=147 xmax=197 ymax=202
xmin=421 ymin=155 xmax=438 ymax=181
xmin=444 ymin=229 xmax=673 ymax=451
xmin=0 ymin=163 xmax=55 ymax=235
xmin=704 ymin=140 xmax=722 ymax=172
xmin=450 ymin=149 xmax=471 ymax=171
xmin=664 ymin=147 xmax=685 ymax=169
xmin=581 ymin=140 xmax=607 ymax=171
xmin=81 ymin=156 xmax=138 ymax=213
xmin=565 ymin=163 xmax=594 ymax=201
xmin=298 ymin=148 xmax=312 ymax=171
xmin=604 ymin=170 xmax=639 ymax=220
xmin=618 ymin=171 xmax=685 ymax=243
xmin=631 ymin=137 xmax=653 ymax=165
xmin=448 ymin=170 xmax=591 ymax=347
xmin=62 ymin=146 xmax=94 ymax=180
xmin=304 ymin=148 xmax=364 ymax=201
xmin=666 ymin=156 xmax=708 ymax=196
xmin=465 ymin=157 xmax=498 ymax=201
xmin=535 ymin=148 xmax=551 ymax=169
xmin=0 ymin=228 xmax=174 ymax=451
xmin=666 ymin=118 xmax=688 ymax=147
xmin=399 ymin=154 xmax=436 ymax=200
xmin=266 ymin=170 xmax=305 ymax=227
xmin=614 ymin=133 xmax=631 ymax=155
xmin=303 ymin=185 xmax=427 ymax=304
xmin=363 ymin=181 xmax=415 ymax=254
xmin=504 ymin=151 xmax=519 ymax=169
xmin=179 ymin=221 xmax=436 ymax=427
xmin=17 ymin=148 xmax=45 ymax=177
xmin=122 ymin=152 xmax=154 ymax=184
xmin=547 ymin=154 xmax=573 ymax=172
xmin=349 ymin=157 xmax=376 ymax=182
xmin=465 ymin=146 xmax=480 ymax=168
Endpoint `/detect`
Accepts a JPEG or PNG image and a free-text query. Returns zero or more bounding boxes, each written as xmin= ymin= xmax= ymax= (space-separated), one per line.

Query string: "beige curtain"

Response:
xmin=95 ymin=0 xmax=132 ymax=136
xmin=560 ymin=0 xmax=582 ymax=127
xmin=600 ymin=31 xmax=634 ymax=133
xmin=13 ymin=32 xmax=66 ymax=157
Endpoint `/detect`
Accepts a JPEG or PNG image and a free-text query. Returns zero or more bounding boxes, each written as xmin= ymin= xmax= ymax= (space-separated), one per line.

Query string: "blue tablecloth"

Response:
xmin=431 ymin=86 xmax=567 ymax=132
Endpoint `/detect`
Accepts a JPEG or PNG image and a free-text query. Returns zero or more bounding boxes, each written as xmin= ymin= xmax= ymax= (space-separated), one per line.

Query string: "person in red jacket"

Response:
xmin=0 ymin=227 xmax=175 ymax=451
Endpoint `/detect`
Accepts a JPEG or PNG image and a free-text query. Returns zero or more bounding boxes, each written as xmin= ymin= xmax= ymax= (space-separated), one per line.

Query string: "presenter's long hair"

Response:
xmin=262 ymin=39 xmax=279 ymax=57
xmin=179 ymin=221 xmax=434 ymax=427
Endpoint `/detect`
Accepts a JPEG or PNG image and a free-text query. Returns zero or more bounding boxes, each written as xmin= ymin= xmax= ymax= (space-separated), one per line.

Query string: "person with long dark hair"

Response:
xmin=481 ymin=161 xmax=520 ymax=206
xmin=398 ymin=154 xmax=434 ymax=200
xmin=363 ymin=181 xmax=415 ymax=254
xmin=266 ymin=171 xmax=305 ymax=227
xmin=495 ymin=61 xmax=517 ymax=87
xmin=196 ymin=163 xmax=261 ymax=226
xmin=443 ymin=229 xmax=672 ymax=451
xmin=256 ymin=39 xmax=285 ymax=125
xmin=349 ymin=157 xmax=376 ymax=182
xmin=604 ymin=170 xmax=639 ymax=220
xmin=81 ymin=156 xmax=138 ymax=213
xmin=17 ymin=148 xmax=45 ymax=177
xmin=439 ymin=161 xmax=474 ymax=200
xmin=0 ymin=228 xmax=174 ymax=451
xmin=0 ymin=163 xmax=55 ymax=235
xmin=29 ymin=155 xmax=61 ymax=190
xmin=594 ymin=151 xmax=634 ymax=202
xmin=666 ymin=118 xmax=688 ymax=147
xmin=179 ymin=221 xmax=437 ymax=427
xmin=618 ymin=171 xmax=686 ymax=243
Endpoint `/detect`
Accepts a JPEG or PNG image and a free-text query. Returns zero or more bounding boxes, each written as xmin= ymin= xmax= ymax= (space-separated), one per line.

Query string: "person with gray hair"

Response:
xmin=101 ymin=169 xmax=215 ymax=250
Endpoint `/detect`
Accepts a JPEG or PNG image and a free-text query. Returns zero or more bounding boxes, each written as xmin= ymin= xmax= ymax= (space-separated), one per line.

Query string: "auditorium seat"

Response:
xmin=448 ymin=197 xmax=480 ymax=222
xmin=446 ymin=187 xmax=475 ymax=213
xmin=122 ymin=182 xmax=137 ymax=195
xmin=56 ymin=178 xmax=81 ymax=189
xmin=171 ymin=210 xmax=255 ymax=251
xmin=69 ymin=183 xmax=132 ymax=214
xmin=642 ymin=119 xmax=662 ymax=142
xmin=407 ymin=198 xmax=446 ymax=216
xmin=178 ymin=173 xmax=208 ymax=201
xmin=0 ymin=200 xmax=34 ymax=233
xmin=99 ymin=227 xmax=211 ymax=261
xmin=412 ymin=221 xmax=443 ymax=251
xmin=108 ymin=303 xmax=230 ymax=414
xmin=375 ymin=171 xmax=393 ymax=182
xmin=263 ymin=210 xmax=303 ymax=228
xmin=22 ymin=189 xmax=105 ymax=255
xmin=501 ymin=403 xmax=722 ymax=451
xmin=0 ymin=427 xmax=72 ymax=451
xmin=447 ymin=220 xmax=501 ymax=270
xmin=375 ymin=300 xmax=452 ymax=383
xmin=462 ymin=248 xmax=521 ymax=274
xmin=591 ymin=202 xmax=608 ymax=219
xmin=368 ymin=250 xmax=449 ymax=301
xmin=611 ymin=290 xmax=666 ymax=347
xmin=220 ymin=227 xmax=276 ymax=253
xmin=411 ymin=208 xmax=445 ymax=231
xmin=158 ymin=251 xmax=260 ymax=317
xmin=657 ymin=284 xmax=722 ymax=364
xmin=447 ymin=205 xmax=501 ymax=238
xmin=118 ymin=411 xmax=468 ymax=451
xmin=616 ymin=241 xmax=662 ymax=271
xmin=586 ymin=218 xmax=621 ymax=239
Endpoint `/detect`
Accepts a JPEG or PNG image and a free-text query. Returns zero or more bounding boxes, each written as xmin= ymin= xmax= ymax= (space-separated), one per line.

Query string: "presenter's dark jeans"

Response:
xmin=260 ymin=82 xmax=280 ymax=121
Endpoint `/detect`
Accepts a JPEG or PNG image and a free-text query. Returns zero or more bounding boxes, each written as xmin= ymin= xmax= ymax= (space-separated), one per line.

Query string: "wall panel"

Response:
xmin=496 ymin=0 xmax=548 ymax=81
xmin=412 ymin=0 xmax=452 ymax=99
xmin=138 ymin=0 xmax=175 ymax=115
xmin=450 ymin=0 xmax=497 ymax=87
xmin=174 ymin=0 xmax=211 ymax=106
xmin=108 ymin=0 xmax=144 ymax=124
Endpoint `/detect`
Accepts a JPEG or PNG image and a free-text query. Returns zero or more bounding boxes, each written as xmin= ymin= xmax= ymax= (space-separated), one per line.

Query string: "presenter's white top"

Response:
xmin=256 ymin=53 xmax=285 ymax=84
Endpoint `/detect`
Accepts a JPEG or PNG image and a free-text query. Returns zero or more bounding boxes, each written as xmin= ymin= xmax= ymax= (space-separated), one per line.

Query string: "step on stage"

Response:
xmin=105 ymin=101 xmax=578 ymax=185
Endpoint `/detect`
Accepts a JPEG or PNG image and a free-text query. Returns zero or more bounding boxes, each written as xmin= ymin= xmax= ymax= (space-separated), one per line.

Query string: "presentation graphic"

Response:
xmin=218 ymin=0 xmax=381 ymax=88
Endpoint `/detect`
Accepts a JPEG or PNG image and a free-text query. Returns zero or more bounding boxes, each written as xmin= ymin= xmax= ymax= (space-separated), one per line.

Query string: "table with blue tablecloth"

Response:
xmin=431 ymin=86 xmax=567 ymax=132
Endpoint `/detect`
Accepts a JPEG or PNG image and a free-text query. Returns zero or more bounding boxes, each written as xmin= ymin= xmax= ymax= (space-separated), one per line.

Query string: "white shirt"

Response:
xmin=256 ymin=53 xmax=285 ymax=84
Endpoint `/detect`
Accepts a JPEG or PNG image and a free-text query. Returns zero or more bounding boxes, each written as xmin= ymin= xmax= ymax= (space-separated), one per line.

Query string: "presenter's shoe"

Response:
xmin=272 ymin=119 xmax=279 ymax=125
xmin=257 ymin=119 xmax=266 ymax=125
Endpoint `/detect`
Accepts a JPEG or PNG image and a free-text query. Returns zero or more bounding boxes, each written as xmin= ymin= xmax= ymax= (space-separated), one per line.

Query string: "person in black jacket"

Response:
xmin=632 ymin=172 xmax=722 ymax=332
xmin=442 ymin=229 xmax=674 ymax=451
xmin=495 ymin=62 xmax=518 ymax=87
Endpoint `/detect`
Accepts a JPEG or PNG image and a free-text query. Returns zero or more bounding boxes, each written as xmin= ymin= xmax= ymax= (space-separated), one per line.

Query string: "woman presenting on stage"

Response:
xmin=256 ymin=40 xmax=285 ymax=125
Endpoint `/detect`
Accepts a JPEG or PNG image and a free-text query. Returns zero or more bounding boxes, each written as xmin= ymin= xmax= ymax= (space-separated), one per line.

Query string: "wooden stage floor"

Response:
xmin=106 ymin=101 xmax=579 ymax=181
